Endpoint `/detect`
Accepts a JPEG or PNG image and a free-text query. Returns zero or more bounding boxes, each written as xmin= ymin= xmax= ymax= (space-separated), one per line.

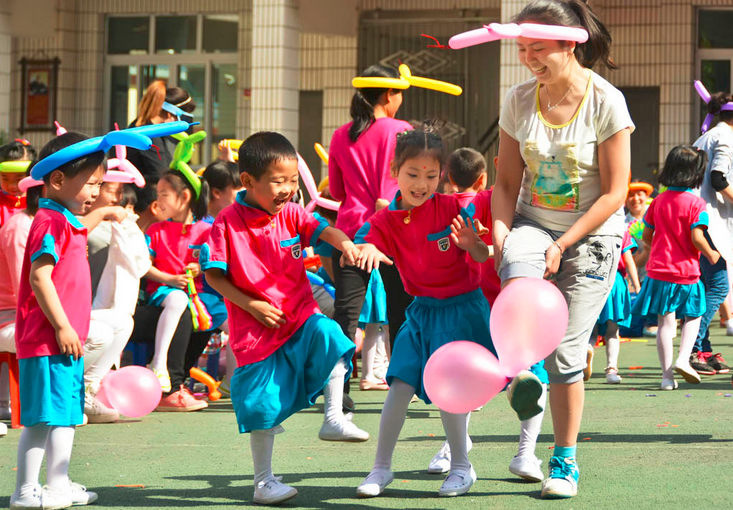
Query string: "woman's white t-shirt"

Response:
xmin=499 ymin=71 xmax=635 ymax=236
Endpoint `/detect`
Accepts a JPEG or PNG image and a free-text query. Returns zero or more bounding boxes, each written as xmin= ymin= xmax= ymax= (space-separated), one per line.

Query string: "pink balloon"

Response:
xmin=96 ymin=373 xmax=116 ymax=409
xmin=103 ymin=366 xmax=162 ymax=418
xmin=490 ymin=278 xmax=569 ymax=378
xmin=424 ymin=341 xmax=508 ymax=414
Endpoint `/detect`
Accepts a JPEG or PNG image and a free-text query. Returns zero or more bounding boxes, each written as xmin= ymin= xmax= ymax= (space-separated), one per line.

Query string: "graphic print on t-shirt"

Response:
xmin=523 ymin=140 xmax=580 ymax=212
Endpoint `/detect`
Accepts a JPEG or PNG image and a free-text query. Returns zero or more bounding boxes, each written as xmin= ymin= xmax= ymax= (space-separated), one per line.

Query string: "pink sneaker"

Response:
xmin=155 ymin=385 xmax=208 ymax=412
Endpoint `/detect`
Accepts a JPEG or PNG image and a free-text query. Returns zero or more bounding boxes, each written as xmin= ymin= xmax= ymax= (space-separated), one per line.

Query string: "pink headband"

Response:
xmin=694 ymin=80 xmax=733 ymax=134
xmin=19 ymin=176 xmax=42 ymax=192
xmin=449 ymin=22 xmax=588 ymax=50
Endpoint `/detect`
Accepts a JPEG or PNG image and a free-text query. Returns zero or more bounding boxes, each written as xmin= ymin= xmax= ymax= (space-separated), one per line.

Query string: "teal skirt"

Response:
xmin=19 ymin=354 xmax=85 ymax=427
xmin=598 ymin=271 xmax=632 ymax=327
xmin=631 ymin=276 xmax=706 ymax=318
xmin=386 ymin=288 xmax=495 ymax=405
xmin=358 ymin=269 xmax=388 ymax=326
xmin=230 ymin=314 xmax=354 ymax=433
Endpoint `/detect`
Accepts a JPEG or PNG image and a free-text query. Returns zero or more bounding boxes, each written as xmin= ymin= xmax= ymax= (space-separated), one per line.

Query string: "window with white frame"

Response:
xmin=105 ymin=14 xmax=238 ymax=164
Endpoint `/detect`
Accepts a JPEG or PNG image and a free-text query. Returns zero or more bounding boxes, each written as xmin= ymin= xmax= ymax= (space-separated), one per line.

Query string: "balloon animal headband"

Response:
xmin=694 ymin=80 xmax=733 ymax=134
xmin=0 ymin=161 xmax=31 ymax=173
xmin=352 ymin=64 xmax=463 ymax=96
xmin=170 ymin=130 xmax=207 ymax=199
xmin=31 ymin=121 xmax=193 ymax=180
xmin=449 ymin=22 xmax=588 ymax=50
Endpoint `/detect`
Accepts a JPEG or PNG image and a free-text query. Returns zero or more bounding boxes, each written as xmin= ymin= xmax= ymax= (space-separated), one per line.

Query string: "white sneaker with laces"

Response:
xmin=253 ymin=476 xmax=297 ymax=505
xmin=356 ymin=469 xmax=393 ymax=498
xmin=509 ymin=455 xmax=544 ymax=482
xmin=9 ymin=483 xmax=42 ymax=509
xmin=68 ymin=480 xmax=98 ymax=506
xmin=318 ymin=418 xmax=369 ymax=442
xmin=605 ymin=367 xmax=622 ymax=384
xmin=674 ymin=362 xmax=701 ymax=384
xmin=84 ymin=393 xmax=119 ymax=424
xmin=660 ymin=378 xmax=678 ymax=390
xmin=39 ymin=485 xmax=73 ymax=510
xmin=438 ymin=465 xmax=477 ymax=497
xmin=427 ymin=436 xmax=473 ymax=474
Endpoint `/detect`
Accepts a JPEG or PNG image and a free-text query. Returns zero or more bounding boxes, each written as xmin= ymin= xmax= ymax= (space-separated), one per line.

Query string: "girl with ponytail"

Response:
xmin=690 ymin=89 xmax=733 ymax=375
xmin=491 ymin=0 xmax=634 ymax=498
xmin=327 ymin=65 xmax=414 ymax=398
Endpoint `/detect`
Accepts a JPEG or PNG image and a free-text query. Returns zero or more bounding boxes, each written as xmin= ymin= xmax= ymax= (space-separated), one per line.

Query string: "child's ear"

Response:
xmin=48 ymin=170 xmax=64 ymax=191
xmin=473 ymin=173 xmax=488 ymax=191
xmin=240 ymin=172 xmax=252 ymax=189
xmin=211 ymin=187 xmax=222 ymax=200
xmin=390 ymin=161 xmax=399 ymax=178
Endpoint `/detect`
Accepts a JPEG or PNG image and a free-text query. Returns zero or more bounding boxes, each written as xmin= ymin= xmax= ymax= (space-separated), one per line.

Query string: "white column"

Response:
xmin=251 ymin=0 xmax=300 ymax=145
xmin=0 ymin=4 xmax=11 ymax=135
xmin=499 ymin=0 xmax=532 ymax=107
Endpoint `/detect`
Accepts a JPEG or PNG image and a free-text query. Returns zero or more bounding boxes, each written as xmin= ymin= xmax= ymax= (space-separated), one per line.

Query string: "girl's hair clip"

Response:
xmin=14 ymin=138 xmax=30 ymax=146
xmin=31 ymin=121 xmax=192 ymax=180
xmin=449 ymin=22 xmax=589 ymax=50
xmin=694 ymin=80 xmax=733 ymax=134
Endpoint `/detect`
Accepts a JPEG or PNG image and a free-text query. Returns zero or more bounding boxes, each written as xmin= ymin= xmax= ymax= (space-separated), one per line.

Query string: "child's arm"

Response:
xmin=205 ymin=268 xmax=285 ymax=328
xmin=691 ymin=227 xmax=720 ymax=265
xmin=642 ymin=225 xmax=654 ymax=251
xmin=623 ymin=250 xmax=641 ymax=293
xmin=81 ymin=206 xmax=127 ymax=232
xmin=145 ymin=266 xmax=189 ymax=289
xmin=450 ymin=214 xmax=490 ymax=263
xmin=30 ymin=256 xmax=83 ymax=359
xmin=472 ymin=219 xmax=494 ymax=258
xmin=319 ymin=225 xmax=393 ymax=270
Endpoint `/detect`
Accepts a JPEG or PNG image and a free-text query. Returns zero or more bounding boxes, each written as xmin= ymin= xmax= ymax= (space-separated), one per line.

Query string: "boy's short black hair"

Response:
xmin=202 ymin=160 xmax=240 ymax=191
xmin=134 ymin=183 xmax=157 ymax=214
xmin=0 ymin=140 xmax=37 ymax=163
xmin=238 ymin=131 xmax=297 ymax=180
xmin=38 ymin=132 xmax=107 ymax=184
xmin=658 ymin=145 xmax=708 ymax=190
xmin=120 ymin=184 xmax=138 ymax=209
xmin=447 ymin=148 xmax=487 ymax=190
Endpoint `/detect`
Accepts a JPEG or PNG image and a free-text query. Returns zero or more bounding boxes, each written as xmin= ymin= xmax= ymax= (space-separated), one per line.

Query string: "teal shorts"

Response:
xmin=19 ymin=354 xmax=85 ymax=427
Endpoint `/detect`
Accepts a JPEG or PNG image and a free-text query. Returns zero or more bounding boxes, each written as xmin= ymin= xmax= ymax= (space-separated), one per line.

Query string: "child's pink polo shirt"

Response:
xmin=0 ymin=191 xmax=25 ymax=228
xmin=0 ymin=212 xmax=32 ymax=319
xmin=15 ymin=199 xmax=91 ymax=359
xmin=146 ymin=220 xmax=211 ymax=296
xmin=617 ymin=230 xmax=637 ymax=278
xmin=355 ymin=192 xmax=480 ymax=299
xmin=644 ymin=188 xmax=708 ymax=285
xmin=201 ymin=191 xmax=328 ymax=367
xmin=466 ymin=189 xmax=501 ymax=306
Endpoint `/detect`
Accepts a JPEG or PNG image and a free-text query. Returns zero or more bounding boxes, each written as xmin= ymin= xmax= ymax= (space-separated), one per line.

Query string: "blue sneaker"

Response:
xmin=540 ymin=456 xmax=579 ymax=499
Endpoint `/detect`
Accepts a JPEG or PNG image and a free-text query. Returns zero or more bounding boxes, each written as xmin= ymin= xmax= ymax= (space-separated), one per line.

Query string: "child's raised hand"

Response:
xmin=166 ymin=273 xmax=190 ymax=290
xmin=246 ymin=300 xmax=286 ymax=328
xmin=450 ymin=214 xmax=479 ymax=251
xmin=339 ymin=243 xmax=361 ymax=268
xmin=357 ymin=244 xmax=393 ymax=272
xmin=218 ymin=140 xmax=236 ymax=163
xmin=104 ymin=206 xmax=127 ymax=223
xmin=56 ymin=325 xmax=83 ymax=360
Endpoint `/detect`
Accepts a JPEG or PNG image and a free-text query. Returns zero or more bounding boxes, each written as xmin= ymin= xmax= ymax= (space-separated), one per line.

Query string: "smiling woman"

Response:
xmin=490 ymin=0 xmax=634 ymax=500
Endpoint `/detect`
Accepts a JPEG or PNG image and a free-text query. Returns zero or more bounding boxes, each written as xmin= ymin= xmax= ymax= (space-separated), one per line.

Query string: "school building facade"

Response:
xmin=1 ymin=0 xmax=733 ymax=182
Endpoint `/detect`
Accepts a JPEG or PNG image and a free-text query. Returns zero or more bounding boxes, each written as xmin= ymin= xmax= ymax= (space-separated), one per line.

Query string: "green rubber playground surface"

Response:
xmin=2 ymin=329 xmax=733 ymax=509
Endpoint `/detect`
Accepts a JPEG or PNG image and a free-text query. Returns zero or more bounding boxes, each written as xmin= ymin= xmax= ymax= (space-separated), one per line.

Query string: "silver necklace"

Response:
xmin=546 ymin=82 xmax=573 ymax=111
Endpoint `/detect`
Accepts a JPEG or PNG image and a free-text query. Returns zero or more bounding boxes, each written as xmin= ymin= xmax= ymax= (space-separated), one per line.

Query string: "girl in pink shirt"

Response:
xmin=355 ymin=125 xmax=492 ymax=499
xmin=144 ymin=170 xmax=225 ymax=393
xmin=0 ymin=140 xmax=36 ymax=228
xmin=632 ymin=146 xmax=720 ymax=390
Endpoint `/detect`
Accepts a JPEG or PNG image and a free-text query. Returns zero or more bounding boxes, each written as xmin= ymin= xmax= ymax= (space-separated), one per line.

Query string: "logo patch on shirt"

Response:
xmin=192 ymin=248 xmax=201 ymax=259
xmin=438 ymin=237 xmax=450 ymax=252
xmin=291 ymin=243 xmax=301 ymax=259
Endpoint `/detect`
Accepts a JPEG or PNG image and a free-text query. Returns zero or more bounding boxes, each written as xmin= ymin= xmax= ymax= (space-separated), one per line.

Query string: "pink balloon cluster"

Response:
xmin=297 ymin=153 xmax=340 ymax=213
xmin=423 ymin=278 xmax=568 ymax=414
xmin=98 ymin=366 xmax=162 ymax=418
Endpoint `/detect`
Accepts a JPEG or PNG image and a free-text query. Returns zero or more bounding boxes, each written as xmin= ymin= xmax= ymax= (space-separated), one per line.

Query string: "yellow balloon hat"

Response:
xmin=351 ymin=64 xmax=462 ymax=96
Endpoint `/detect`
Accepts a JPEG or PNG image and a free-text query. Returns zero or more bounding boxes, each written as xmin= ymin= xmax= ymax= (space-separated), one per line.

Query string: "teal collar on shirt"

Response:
xmin=236 ymin=189 xmax=272 ymax=214
xmin=667 ymin=186 xmax=693 ymax=193
xmin=39 ymin=198 xmax=85 ymax=230
xmin=388 ymin=190 xmax=435 ymax=211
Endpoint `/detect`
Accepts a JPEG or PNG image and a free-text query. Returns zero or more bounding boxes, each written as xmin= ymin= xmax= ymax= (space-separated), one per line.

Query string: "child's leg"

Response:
xmin=657 ymin=313 xmax=676 ymax=380
xmin=361 ymin=323 xmax=378 ymax=381
xmin=604 ymin=321 xmax=620 ymax=369
xmin=440 ymin=411 xmax=470 ymax=473
xmin=151 ymin=290 xmax=190 ymax=373
xmin=517 ymin=383 xmax=547 ymax=459
xmin=45 ymin=426 xmax=76 ymax=489
xmin=319 ymin=359 xmax=369 ymax=441
xmin=250 ymin=428 xmax=298 ymax=504
xmin=677 ymin=316 xmax=702 ymax=364
xmin=14 ymin=425 xmax=50 ymax=494
xmin=224 ymin=341 xmax=236 ymax=387
xmin=85 ymin=310 xmax=134 ymax=394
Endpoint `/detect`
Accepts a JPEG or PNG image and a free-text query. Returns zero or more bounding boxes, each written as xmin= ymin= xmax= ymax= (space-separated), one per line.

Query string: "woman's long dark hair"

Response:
xmin=349 ymin=65 xmax=401 ymax=143
xmin=513 ymin=0 xmax=617 ymax=70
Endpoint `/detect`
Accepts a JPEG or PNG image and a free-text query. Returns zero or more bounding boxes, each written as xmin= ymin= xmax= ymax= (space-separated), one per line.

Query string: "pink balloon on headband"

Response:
xmin=103 ymin=170 xmax=136 ymax=184
xmin=694 ymin=80 xmax=733 ymax=134
xmin=19 ymin=176 xmax=43 ymax=192
xmin=54 ymin=121 xmax=67 ymax=136
xmin=106 ymin=123 xmax=146 ymax=187
xmin=449 ymin=22 xmax=588 ymax=50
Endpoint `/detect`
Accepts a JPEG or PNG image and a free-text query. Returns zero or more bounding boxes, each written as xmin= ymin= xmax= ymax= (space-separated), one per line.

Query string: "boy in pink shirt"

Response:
xmin=202 ymin=131 xmax=378 ymax=506
xmin=0 ymin=140 xmax=36 ymax=227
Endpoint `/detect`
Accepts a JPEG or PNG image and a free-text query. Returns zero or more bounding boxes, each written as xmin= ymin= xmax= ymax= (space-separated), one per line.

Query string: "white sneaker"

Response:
xmin=9 ymin=483 xmax=42 ymax=509
xmin=84 ymin=394 xmax=119 ymax=424
xmin=726 ymin=319 xmax=733 ymax=336
xmin=605 ymin=367 xmax=622 ymax=384
xmin=674 ymin=362 xmax=701 ymax=384
xmin=438 ymin=465 xmax=477 ymax=497
xmin=318 ymin=418 xmax=369 ymax=442
xmin=39 ymin=485 xmax=73 ymax=509
xmin=541 ymin=475 xmax=578 ymax=498
xmin=509 ymin=455 xmax=544 ymax=482
xmin=78 ymin=414 xmax=89 ymax=427
xmin=356 ymin=469 xmax=393 ymax=498
xmin=151 ymin=367 xmax=171 ymax=393
xmin=660 ymin=378 xmax=678 ymax=391
xmin=427 ymin=436 xmax=473 ymax=474
xmin=253 ymin=476 xmax=297 ymax=505
xmin=68 ymin=480 xmax=98 ymax=506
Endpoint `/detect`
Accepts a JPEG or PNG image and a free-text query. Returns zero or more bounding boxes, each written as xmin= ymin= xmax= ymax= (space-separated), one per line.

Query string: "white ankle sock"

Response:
xmin=373 ymin=379 xmax=414 ymax=471
xmin=605 ymin=322 xmax=620 ymax=368
xmin=677 ymin=317 xmax=702 ymax=365
xmin=14 ymin=425 xmax=50 ymax=493
xmin=441 ymin=411 xmax=470 ymax=473
xmin=517 ymin=383 xmax=547 ymax=458
xmin=250 ymin=429 xmax=275 ymax=485
xmin=323 ymin=359 xmax=348 ymax=424
xmin=657 ymin=313 xmax=676 ymax=379
xmin=45 ymin=426 xmax=76 ymax=490
xmin=151 ymin=290 xmax=189 ymax=371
